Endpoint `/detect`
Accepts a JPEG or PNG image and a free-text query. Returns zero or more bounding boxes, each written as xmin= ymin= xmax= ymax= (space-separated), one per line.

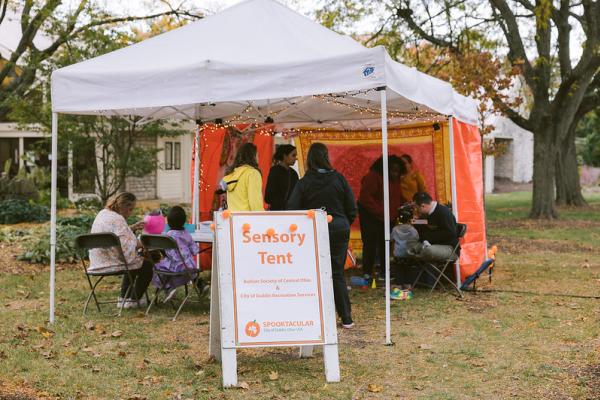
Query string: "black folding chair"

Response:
xmin=140 ymin=234 xmax=205 ymax=321
xmin=412 ymin=223 xmax=467 ymax=298
xmin=75 ymin=233 xmax=141 ymax=316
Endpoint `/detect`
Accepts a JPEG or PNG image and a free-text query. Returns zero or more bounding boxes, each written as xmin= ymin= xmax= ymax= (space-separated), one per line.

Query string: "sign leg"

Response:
xmin=323 ymin=344 xmax=340 ymax=382
xmin=299 ymin=345 xmax=314 ymax=358
xmin=221 ymin=348 xmax=238 ymax=387
xmin=209 ymin=246 xmax=221 ymax=360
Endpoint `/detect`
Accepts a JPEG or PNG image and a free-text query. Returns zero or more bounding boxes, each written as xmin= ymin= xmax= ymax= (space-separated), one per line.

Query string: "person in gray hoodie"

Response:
xmin=286 ymin=142 xmax=357 ymax=329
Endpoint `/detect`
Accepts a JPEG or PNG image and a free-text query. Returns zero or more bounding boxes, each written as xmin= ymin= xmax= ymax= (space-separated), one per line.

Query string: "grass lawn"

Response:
xmin=0 ymin=192 xmax=599 ymax=399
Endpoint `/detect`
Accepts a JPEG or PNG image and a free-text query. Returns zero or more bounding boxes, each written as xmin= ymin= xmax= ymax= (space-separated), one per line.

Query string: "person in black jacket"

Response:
xmin=287 ymin=143 xmax=357 ymax=329
xmin=412 ymin=191 xmax=458 ymax=260
xmin=265 ymin=144 xmax=299 ymax=210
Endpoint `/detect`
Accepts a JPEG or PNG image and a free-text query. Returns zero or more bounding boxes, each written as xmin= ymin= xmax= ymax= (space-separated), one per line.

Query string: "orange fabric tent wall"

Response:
xmin=452 ymin=119 xmax=487 ymax=281
xmin=190 ymin=124 xmax=274 ymax=221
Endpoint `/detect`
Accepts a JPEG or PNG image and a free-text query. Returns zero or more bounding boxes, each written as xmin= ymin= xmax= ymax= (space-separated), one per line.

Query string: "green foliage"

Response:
xmin=74 ymin=197 xmax=103 ymax=213
xmin=576 ymin=111 xmax=600 ymax=167
xmin=18 ymin=216 xmax=94 ymax=264
xmin=0 ymin=199 xmax=49 ymax=224
xmin=37 ymin=189 xmax=72 ymax=209
xmin=8 ymin=22 xmax=188 ymax=204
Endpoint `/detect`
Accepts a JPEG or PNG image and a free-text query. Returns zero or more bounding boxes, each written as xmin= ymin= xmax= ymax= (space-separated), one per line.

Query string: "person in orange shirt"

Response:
xmin=400 ymin=154 xmax=426 ymax=202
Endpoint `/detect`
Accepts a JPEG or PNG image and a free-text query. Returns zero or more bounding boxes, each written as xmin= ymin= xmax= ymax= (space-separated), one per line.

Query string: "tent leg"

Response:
xmin=49 ymin=112 xmax=58 ymax=324
xmin=193 ymin=124 xmax=201 ymax=228
xmin=448 ymin=117 xmax=461 ymax=288
xmin=379 ymin=88 xmax=392 ymax=346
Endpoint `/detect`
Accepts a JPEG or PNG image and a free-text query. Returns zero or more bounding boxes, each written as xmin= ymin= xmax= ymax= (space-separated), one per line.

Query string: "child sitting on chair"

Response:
xmin=151 ymin=206 xmax=204 ymax=301
xmin=391 ymin=205 xmax=419 ymax=258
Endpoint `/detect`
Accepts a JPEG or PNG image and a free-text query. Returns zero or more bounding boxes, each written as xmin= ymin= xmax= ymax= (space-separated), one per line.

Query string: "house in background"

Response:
xmin=483 ymin=116 xmax=534 ymax=193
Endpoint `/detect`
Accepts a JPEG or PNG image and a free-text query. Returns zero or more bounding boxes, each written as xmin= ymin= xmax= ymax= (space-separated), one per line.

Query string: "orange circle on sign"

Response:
xmin=222 ymin=210 xmax=231 ymax=219
xmin=306 ymin=210 xmax=315 ymax=219
xmin=245 ymin=320 xmax=260 ymax=337
xmin=210 ymin=223 xmax=215 ymax=231
xmin=327 ymin=215 xmax=333 ymax=223
xmin=266 ymin=228 xmax=275 ymax=237
xmin=242 ymin=223 xmax=251 ymax=232
xmin=289 ymin=224 xmax=298 ymax=232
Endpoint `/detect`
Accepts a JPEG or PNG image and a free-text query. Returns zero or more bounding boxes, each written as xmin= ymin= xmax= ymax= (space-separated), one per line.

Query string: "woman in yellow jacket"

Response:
xmin=400 ymin=154 xmax=426 ymax=201
xmin=221 ymin=143 xmax=265 ymax=211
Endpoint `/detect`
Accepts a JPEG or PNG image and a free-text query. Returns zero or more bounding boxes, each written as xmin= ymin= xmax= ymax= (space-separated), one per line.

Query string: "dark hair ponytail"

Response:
xmin=272 ymin=144 xmax=296 ymax=164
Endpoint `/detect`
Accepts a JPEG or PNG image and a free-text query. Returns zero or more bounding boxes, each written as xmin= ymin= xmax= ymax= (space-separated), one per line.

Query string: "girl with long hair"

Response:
xmin=265 ymin=144 xmax=299 ymax=210
xmin=221 ymin=143 xmax=265 ymax=211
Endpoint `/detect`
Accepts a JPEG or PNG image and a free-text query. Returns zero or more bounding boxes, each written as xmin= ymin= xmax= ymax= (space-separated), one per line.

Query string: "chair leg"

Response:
xmin=146 ymin=288 xmax=161 ymax=316
xmin=84 ymin=276 xmax=104 ymax=315
xmin=173 ymin=290 xmax=192 ymax=322
xmin=427 ymin=263 xmax=463 ymax=298
xmin=117 ymin=273 xmax=138 ymax=317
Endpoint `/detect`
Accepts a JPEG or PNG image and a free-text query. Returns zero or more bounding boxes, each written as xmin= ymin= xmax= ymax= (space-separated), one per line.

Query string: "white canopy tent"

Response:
xmin=50 ymin=0 xmax=478 ymax=344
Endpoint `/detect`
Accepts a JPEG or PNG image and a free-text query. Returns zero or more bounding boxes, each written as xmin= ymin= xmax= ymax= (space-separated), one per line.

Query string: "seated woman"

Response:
xmin=89 ymin=192 xmax=153 ymax=308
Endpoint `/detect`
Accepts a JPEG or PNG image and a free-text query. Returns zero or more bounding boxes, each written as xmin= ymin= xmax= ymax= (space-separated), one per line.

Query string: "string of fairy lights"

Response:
xmin=187 ymin=89 xmax=447 ymax=193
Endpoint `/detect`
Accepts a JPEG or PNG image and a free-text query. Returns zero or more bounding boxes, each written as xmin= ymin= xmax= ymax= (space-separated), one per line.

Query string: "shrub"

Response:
xmin=18 ymin=224 xmax=88 ymax=264
xmin=0 ymin=199 xmax=49 ymax=224
xmin=74 ymin=197 xmax=103 ymax=213
xmin=18 ymin=215 xmax=95 ymax=264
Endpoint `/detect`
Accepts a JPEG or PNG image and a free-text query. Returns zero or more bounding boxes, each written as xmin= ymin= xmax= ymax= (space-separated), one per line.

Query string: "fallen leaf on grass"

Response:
xmin=118 ymin=351 xmax=127 ymax=358
xmin=34 ymin=326 xmax=54 ymax=338
xmin=367 ymin=384 xmax=383 ymax=393
xmin=128 ymin=395 xmax=147 ymax=400
xmin=238 ymin=381 xmax=250 ymax=390
xmin=0 ymin=351 xmax=6 ymax=359
xmin=92 ymin=367 xmax=101 ymax=373
xmin=111 ymin=330 xmax=123 ymax=338
xmin=84 ymin=321 xmax=95 ymax=330
xmin=41 ymin=350 xmax=55 ymax=359
xmin=118 ymin=341 xmax=128 ymax=348
xmin=269 ymin=371 xmax=279 ymax=381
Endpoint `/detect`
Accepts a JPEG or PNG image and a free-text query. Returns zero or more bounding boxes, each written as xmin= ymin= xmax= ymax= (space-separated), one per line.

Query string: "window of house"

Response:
xmin=164 ymin=141 xmax=181 ymax=170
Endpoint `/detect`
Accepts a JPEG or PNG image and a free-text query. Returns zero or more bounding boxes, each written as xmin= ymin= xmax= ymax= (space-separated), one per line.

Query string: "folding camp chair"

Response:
xmin=412 ymin=223 xmax=467 ymax=298
xmin=75 ymin=233 xmax=143 ymax=316
xmin=140 ymin=234 xmax=205 ymax=321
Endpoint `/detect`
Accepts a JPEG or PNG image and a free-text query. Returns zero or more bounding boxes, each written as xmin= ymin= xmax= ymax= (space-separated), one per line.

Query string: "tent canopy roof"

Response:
xmin=51 ymin=0 xmax=478 ymax=126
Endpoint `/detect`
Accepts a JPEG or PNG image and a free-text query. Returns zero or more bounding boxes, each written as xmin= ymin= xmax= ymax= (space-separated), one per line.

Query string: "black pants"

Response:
xmin=358 ymin=203 xmax=385 ymax=277
xmin=120 ymin=260 xmax=153 ymax=300
xmin=329 ymin=229 xmax=352 ymax=325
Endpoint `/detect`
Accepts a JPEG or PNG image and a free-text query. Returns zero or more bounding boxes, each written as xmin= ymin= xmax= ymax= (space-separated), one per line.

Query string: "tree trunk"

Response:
xmin=555 ymin=132 xmax=587 ymax=206
xmin=530 ymin=129 xmax=558 ymax=218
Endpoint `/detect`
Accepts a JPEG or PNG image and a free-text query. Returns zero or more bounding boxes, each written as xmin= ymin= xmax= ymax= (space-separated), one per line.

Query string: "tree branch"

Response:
xmin=394 ymin=4 xmax=458 ymax=52
xmin=552 ymin=0 xmax=572 ymax=79
xmin=488 ymin=0 xmax=534 ymax=82
xmin=0 ymin=0 xmax=9 ymax=27
xmin=492 ymin=94 xmax=534 ymax=131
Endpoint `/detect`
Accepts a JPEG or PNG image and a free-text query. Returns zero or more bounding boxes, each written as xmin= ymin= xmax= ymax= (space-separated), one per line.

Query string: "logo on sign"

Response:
xmin=245 ymin=320 xmax=260 ymax=337
xmin=362 ymin=66 xmax=375 ymax=77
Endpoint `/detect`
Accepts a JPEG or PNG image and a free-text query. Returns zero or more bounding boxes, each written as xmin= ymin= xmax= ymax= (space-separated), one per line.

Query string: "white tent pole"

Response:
xmin=193 ymin=124 xmax=201 ymax=228
xmin=49 ymin=112 xmax=58 ymax=324
xmin=448 ymin=117 xmax=461 ymax=288
xmin=379 ymin=87 xmax=392 ymax=345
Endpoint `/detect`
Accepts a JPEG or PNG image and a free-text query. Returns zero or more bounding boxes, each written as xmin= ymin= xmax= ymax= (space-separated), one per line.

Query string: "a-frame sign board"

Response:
xmin=208 ymin=210 xmax=340 ymax=387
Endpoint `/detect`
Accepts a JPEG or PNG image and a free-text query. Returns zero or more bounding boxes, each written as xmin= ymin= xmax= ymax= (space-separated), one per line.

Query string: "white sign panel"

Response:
xmin=229 ymin=213 xmax=325 ymax=346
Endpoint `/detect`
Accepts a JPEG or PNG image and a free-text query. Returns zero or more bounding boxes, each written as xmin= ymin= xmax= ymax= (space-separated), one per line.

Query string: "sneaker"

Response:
xmin=123 ymin=298 xmax=148 ymax=309
xmin=390 ymin=287 xmax=403 ymax=300
xmin=117 ymin=296 xmax=125 ymax=309
xmin=342 ymin=322 xmax=355 ymax=329
xmin=391 ymin=288 xmax=413 ymax=300
xmin=164 ymin=287 xmax=177 ymax=303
